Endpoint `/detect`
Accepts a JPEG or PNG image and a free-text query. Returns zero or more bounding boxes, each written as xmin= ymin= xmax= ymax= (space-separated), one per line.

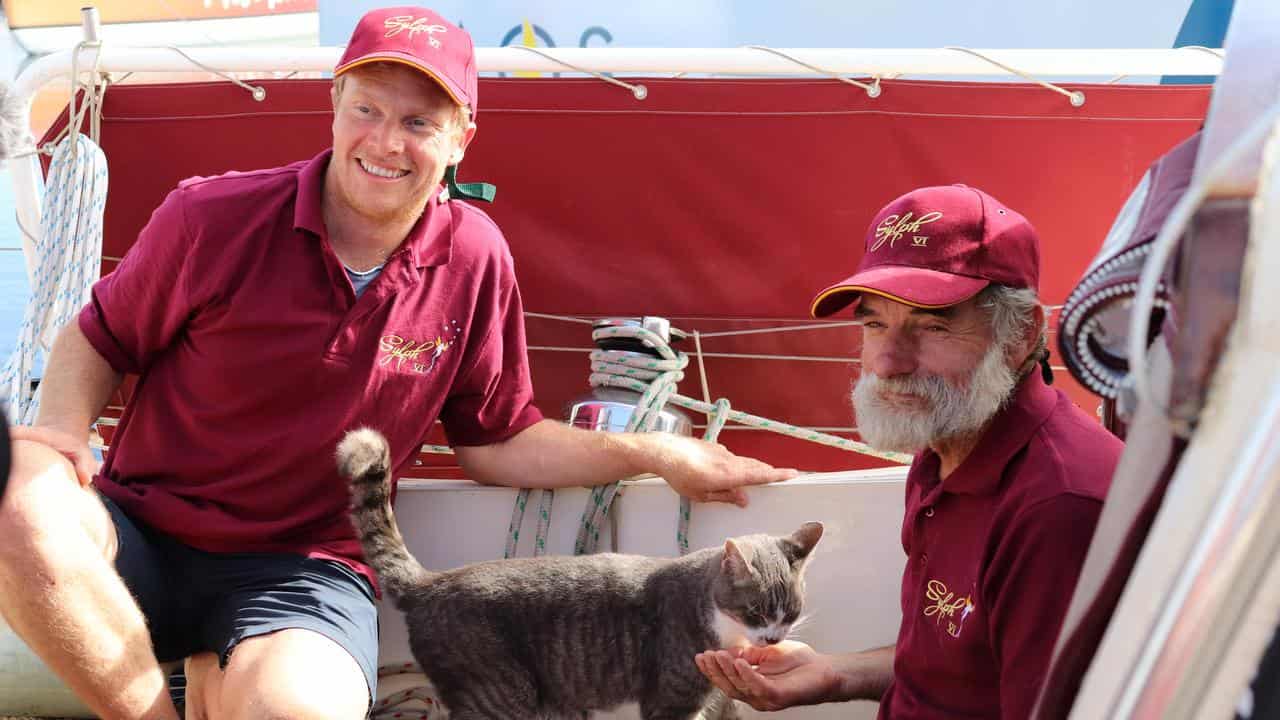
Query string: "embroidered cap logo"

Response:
xmin=870 ymin=211 xmax=943 ymax=252
xmin=384 ymin=15 xmax=448 ymax=48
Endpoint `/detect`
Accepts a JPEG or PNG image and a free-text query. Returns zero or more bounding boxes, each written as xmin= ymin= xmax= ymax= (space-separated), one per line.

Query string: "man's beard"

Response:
xmin=852 ymin=342 xmax=1019 ymax=454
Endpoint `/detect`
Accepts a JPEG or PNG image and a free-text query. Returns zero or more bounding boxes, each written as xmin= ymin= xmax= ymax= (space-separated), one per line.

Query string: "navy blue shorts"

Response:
xmin=102 ymin=494 xmax=379 ymax=700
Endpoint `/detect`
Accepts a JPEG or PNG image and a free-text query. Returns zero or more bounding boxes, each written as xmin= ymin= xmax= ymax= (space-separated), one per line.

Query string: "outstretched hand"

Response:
xmin=695 ymin=641 xmax=839 ymax=711
xmin=9 ymin=425 xmax=100 ymax=488
xmin=648 ymin=433 xmax=797 ymax=507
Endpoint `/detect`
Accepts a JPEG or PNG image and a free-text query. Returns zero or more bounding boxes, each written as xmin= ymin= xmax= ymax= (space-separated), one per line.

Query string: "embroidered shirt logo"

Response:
xmin=384 ymin=16 xmax=448 ymax=48
xmin=870 ymin=211 xmax=943 ymax=252
xmin=379 ymin=320 xmax=462 ymax=375
xmin=923 ymin=579 xmax=974 ymax=638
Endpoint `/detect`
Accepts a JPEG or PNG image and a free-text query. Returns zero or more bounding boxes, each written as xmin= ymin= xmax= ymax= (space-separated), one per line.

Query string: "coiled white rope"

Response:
xmin=1 ymin=44 xmax=108 ymax=424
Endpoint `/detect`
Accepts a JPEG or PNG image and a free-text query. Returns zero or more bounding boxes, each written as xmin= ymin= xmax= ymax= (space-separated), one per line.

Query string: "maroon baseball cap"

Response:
xmin=335 ymin=6 xmax=478 ymax=111
xmin=810 ymin=185 xmax=1040 ymax=317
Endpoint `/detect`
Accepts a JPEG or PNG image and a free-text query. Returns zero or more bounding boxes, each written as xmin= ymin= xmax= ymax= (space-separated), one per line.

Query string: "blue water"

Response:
xmin=0 ymin=166 xmax=30 ymax=368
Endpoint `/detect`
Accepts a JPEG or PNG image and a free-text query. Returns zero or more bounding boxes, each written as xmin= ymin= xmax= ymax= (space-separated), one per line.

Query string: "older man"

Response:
xmin=0 ymin=7 xmax=792 ymax=720
xmin=697 ymin=185 xmax=1122 ymax=718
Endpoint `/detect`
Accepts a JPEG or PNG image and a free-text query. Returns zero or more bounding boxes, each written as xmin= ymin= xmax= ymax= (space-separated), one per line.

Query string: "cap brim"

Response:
xmin=810 ymin=265 xmax=989 ymax=317
xmin=335 ymin=53 xmax=471 ymax=108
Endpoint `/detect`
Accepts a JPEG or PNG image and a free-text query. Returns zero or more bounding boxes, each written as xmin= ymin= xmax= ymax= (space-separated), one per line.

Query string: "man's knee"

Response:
xmin=0 ymin=440 xmax=79 ymax=541
xmin=218 ymin=629 xmax=369 ymax=720
xmin=0 ymin=440 xmax=114 ymax=564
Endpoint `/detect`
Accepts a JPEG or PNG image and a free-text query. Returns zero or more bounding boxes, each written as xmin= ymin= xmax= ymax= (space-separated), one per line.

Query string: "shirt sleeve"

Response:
xmin=983 ymin=493 xmax=1104 ymax=719
xmin=439 ymin=273 xmax=543 ymax=446
xmin=78 ymin=187 xmax=198 ymax=375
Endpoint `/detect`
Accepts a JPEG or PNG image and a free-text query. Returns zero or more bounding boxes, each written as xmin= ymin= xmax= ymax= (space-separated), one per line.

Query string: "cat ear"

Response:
xmin=722 ymin=539 xmax=756 ymax=582
xmin=782 ymin=521 xmax=824 ymax=564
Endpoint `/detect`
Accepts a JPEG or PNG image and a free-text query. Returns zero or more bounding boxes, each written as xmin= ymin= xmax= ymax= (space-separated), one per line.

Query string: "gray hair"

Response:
xmin=977 ymin=285 xmax=1048 ymax=377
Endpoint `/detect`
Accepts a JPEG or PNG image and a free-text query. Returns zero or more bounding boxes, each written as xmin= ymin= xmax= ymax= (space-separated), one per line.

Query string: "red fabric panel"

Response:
xmin=43 ymin=77 xmax=1209 ymax=474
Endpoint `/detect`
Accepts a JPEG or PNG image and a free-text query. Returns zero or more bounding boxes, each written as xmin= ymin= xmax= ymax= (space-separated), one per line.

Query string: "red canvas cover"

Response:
xmin=42 ymin=77 xmax=1209 ymax=477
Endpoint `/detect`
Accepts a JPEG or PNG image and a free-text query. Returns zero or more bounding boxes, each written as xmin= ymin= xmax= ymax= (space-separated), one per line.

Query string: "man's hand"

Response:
xmin=648 ymin=433 xmax=797 ymax=507
xmin=9 ymin=425 xmax=100 ymax=488
xmin=695 ymin=641 xmax=840 ymax=711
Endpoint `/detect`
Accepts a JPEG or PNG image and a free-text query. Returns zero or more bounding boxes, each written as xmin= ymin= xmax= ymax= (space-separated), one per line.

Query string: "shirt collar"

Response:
xmin=293 ymin=148 xmax=454 ymax=269
xmin=916 ymin=371 xmax=1059 ymax=497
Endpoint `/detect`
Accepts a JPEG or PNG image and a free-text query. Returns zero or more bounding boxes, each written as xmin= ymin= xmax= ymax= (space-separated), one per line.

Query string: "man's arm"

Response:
xmin=35 ymin=322 xmax=122 ymax=439
xmin=11 ymin=322 xmax=123 ymax=486
xmin=453 ymin=418 xmax=796 ymax=506
xmin=696 ymin=640 xmax=895 ymax=710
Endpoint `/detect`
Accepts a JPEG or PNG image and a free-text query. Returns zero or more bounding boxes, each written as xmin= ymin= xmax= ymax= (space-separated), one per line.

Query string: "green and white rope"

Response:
xmin=574 ymin=325 xmax=689 ymax=555
xmin=676 ymin=397 xmax=733 ymax=554
xmin=504 ymin=486 xmax=555 ymax=559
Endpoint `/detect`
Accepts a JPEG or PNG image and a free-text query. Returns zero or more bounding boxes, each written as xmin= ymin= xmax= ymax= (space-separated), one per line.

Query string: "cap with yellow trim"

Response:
xmin=810 ymin=184 xmax=1040 ymax=317
xmin=335 ymin=6 xmax=477 ymax=112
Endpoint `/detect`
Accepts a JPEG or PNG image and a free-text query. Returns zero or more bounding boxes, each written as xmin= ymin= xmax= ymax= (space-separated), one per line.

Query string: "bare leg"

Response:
xmin=182 ymin=653 xmax=218 ymax=720
xmin=0 ymin=440 xmax=178 ymax=720
xmin=188 ymin=628 xmax=368 ymax=720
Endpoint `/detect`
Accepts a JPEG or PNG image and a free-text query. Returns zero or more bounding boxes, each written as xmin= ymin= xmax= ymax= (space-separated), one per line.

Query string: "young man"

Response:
xmin=0 ymin=7 xmax=793 ymax=719
xmin=697 ymin=185 xmax=1123 ymax=718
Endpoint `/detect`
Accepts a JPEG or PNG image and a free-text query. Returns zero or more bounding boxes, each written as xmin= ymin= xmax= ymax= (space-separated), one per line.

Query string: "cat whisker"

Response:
xmin=787 ymin=612 xmax=816 ymax=639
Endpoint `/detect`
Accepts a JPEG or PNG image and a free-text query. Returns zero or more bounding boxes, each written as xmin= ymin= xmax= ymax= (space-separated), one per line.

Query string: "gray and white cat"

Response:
xmin=337 ymin=428 xmax=823 ymax=720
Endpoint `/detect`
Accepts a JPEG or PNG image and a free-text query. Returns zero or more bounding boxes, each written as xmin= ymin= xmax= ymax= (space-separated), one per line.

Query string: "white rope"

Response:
xmin=693 ymin=330 xmax=712 ymax=404
xmin=743 ymin=45 xmax=882 ymax=98
xmin=529 ymin=345 xmax=862 ymax=363
xmin=161 ymin=45 xmax=267 ymax=101
xmin=944 ymin=46 xmax=1085 ymax=107
xmin=2 ymin=44 xmax=108 ymax=424
xmin=696 ymin=321 xmax=860 ymax=337
xmin=1178 ymin=45 xmax=1226 ymax=60
xmin=511 ymin=45 xmax=648 ymax=100
xmin=524 ymin=311 xmax=596 ymax=324
xmin=1107 ymin=46 xmax=1225 ymax=84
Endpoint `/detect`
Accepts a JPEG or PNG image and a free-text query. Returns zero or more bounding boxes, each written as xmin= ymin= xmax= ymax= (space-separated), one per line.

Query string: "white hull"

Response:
xmin=0 ymin=468 xmax=909 ymax=718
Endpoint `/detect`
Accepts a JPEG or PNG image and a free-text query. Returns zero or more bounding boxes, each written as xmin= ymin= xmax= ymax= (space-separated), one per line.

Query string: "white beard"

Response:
xmin=852 ymin=342 xmax=1018 ymax=454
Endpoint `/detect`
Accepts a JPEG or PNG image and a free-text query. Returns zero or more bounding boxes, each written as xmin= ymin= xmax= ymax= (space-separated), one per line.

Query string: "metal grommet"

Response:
xmin=251 ymin=86 xmax=267 ymax=102
xmin=632 ymin=84 xmax=648 ymax=101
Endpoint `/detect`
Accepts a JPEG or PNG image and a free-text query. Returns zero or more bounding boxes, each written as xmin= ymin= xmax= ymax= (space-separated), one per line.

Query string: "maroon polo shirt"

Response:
xmin=80 ymin=149 xmax=543 ymax=586
xmin=878 ymin=372 xmax=1121 ymax=719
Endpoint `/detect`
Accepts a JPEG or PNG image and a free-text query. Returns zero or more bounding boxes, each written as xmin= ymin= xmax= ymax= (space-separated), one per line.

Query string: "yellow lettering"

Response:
xmin=923 ymin=579 xmax=967 ymax=625
xmin=871 ymin=211 xmax=943 ymax=252
xmin=384 ymin=16 xmax=448 ymax=46
xmin=379 ymin=334 xmax=435 ymax=371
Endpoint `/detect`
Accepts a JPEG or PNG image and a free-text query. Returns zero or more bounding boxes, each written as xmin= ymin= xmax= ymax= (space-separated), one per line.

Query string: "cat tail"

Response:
xmin=337 ymin=428 xmax=435 ymax=607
